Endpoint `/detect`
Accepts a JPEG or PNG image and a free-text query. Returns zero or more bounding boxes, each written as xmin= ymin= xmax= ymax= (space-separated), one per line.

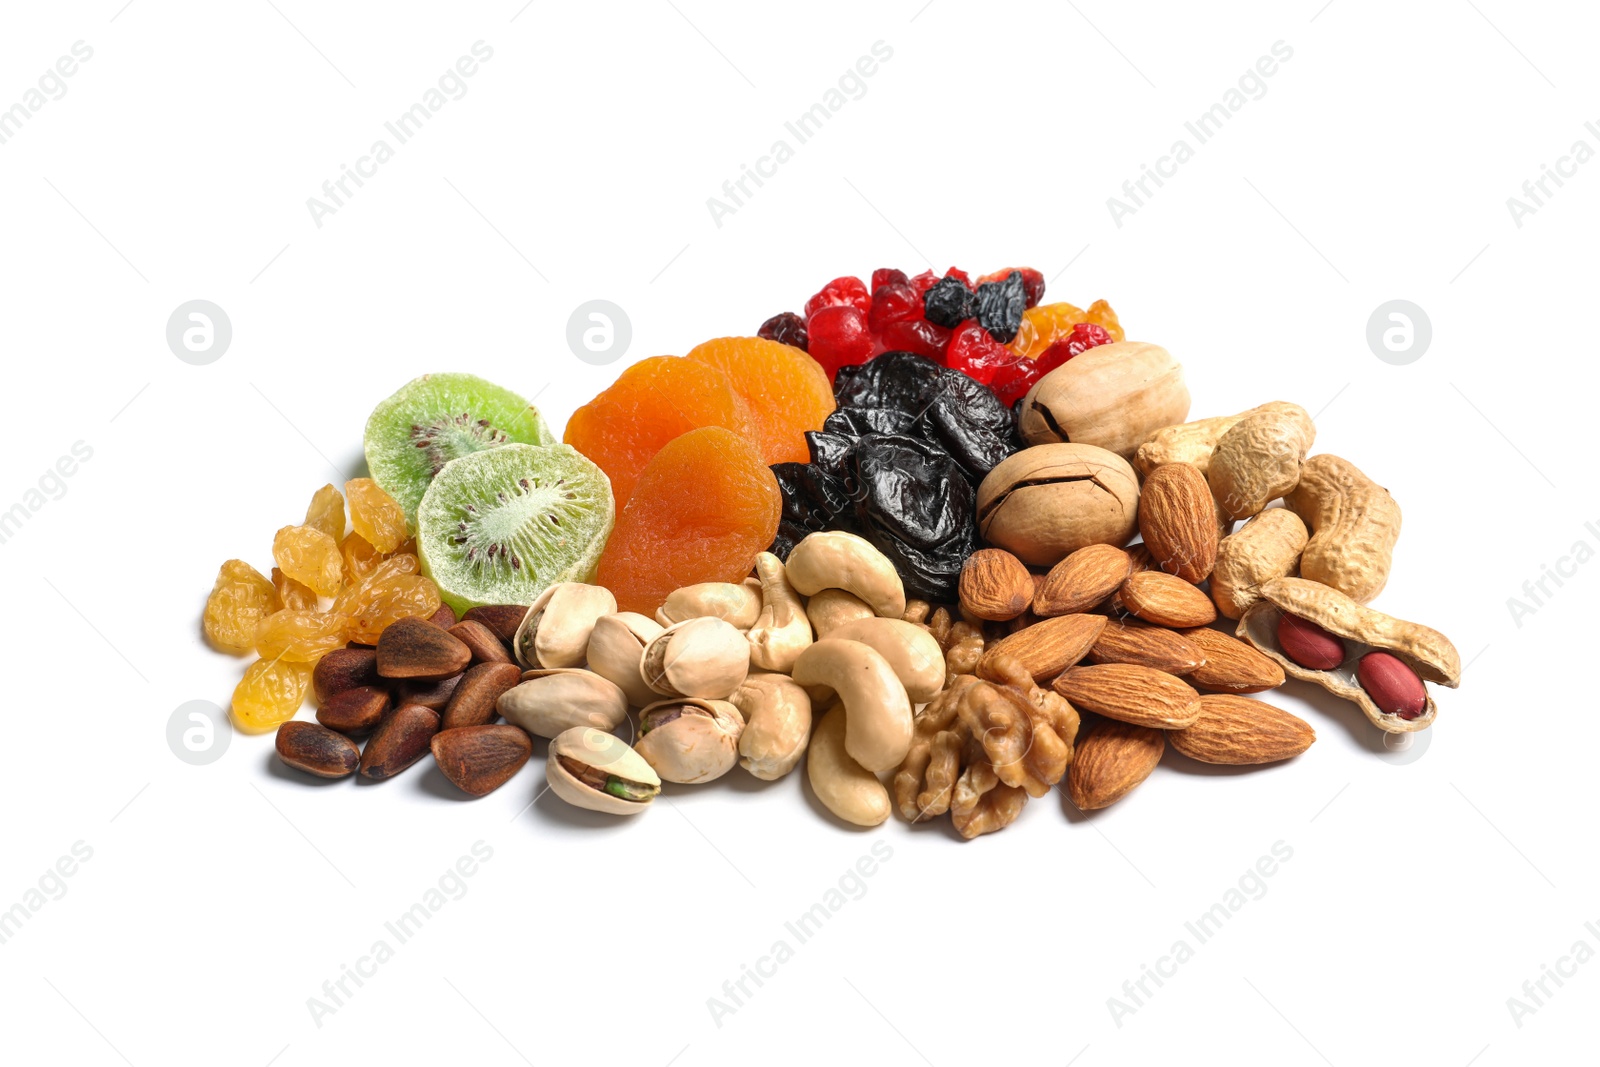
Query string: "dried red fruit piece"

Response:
xmin=803 ymin=276 xmax=870 ymax=319
xmin=945 ymin=322 xmax=1018 ymax=385
xmin=758 ymin=311 xmax=808 ymax=351
xmin=867 ymin=282 xmax=921 ymax=333
xmin=807 ymin=305 xmax=874 ymax=381
xmin=870 ymin=267 xmax=909 ymax=291
xmin=878 ymin=318 xmax=950 ymax=362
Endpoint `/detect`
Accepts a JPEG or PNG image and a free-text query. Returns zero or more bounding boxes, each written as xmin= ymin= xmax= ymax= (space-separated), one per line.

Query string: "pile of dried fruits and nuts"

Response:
xmin=201 ymin=266 xmax=1461 ymax=838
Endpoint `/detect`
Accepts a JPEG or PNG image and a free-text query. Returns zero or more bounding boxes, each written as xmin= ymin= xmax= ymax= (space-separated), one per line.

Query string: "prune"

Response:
xmin=975 ymin=271 xmax=1027 ymax=344
xmin=822 ymin=406 xmax=920 ymax=440
xmin=834 ymin=353 xmax=1017 ymax=480
xmin=923 ymin=276 xmax=977 ymax=328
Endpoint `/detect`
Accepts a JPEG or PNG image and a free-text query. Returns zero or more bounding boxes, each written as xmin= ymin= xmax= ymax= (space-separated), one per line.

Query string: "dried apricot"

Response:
xmin=595 ymin=426 xmax=781 ymax=615
xmin=685 ymin=337 xmax=836 ymax=465
xmin=203 ymin=560 xmax=280 ymax=654
xmin=563 ymin=356 xmax=757 ymax=506
xmin=346 ymin=477 xmax=408 ymax=552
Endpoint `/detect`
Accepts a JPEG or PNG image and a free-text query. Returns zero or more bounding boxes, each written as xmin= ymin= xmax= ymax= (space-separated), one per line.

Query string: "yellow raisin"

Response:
xmin=346 ymin=478 xmax=408 ymax=553
xmin=345 ymin=575 xmax=442 ymax=645
xmin=254 ymin=609 xmax=349 ymax=662
xmin=1009 ymin=302 xmax=1087 ymax=360
xmin=272 ymin=567 xmax=318 ymax=612
xmin=341 ymin=533 xmax=382 ymax=585
xmin=1084 ymin=298 xmax=1125 ymax=342
xmin=304 ymin=484 xmax=347 ymax=545
xmin=332 ymin=553 xmax=420 ymax=616
xmin=273 ymin=525 xmax=344 ymax=597
xmin=202 ymin=560 xmax=280 ymax=654
xmin=231 ymin=657 xmax=313 ymax=733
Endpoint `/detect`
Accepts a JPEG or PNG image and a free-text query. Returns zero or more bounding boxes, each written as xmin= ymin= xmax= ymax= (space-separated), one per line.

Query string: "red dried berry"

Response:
xmin=988 ymin=357 xmax=1048 ymax=406
xmin=807 ymin=305 xmax=874 ymax=381
xmin=757 ymin=311 xmax=809 ymax=352
xmin=870 ymin=267 xmax=909 ymax=292
xmin=878 ymin=317 xmax=950 ymax=362
xmin=867 ymin=282 xmax=920 ymax=333
xmin=1063 ymin=322 xmax=1113 ymax=357
xmin=945 ymin=322 xmax=1017 ymax=385
xmin=908 ymin=270 xmax=940 ymax=296
xmin=803 ymin=277 xmax=870 ymax=320
xmin=976 ymin=267 xmax=1046 ymax=308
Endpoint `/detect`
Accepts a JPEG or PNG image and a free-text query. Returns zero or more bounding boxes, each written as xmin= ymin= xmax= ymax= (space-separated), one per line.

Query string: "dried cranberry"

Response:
xmin=758 ymin=311 xmax=808 ymax=351
xmin=804 ymin=277 xmax=870 ymax=320
xmin=807 ymin=305 xmax=874 ymax=381
xmin=988 ymin=357 xmax=1048 ymax=406
xmin=878 ymin=318 xmax=950 ymax=362
xmin=867 ymin=283 xmax=920 ymax=333
xmin=923 ymin=276 xmax=976 ymax=328
xmin=1034 ymin=323 xmax=1113 ymax=371
xmin=908 ymin=270 xmax=940 ymax=296
xmin=941 ymin=266 xmax=973 ymax=289
xmin=976 ymin=267 xmax=1046 ymax=308
xmin=945 ymin=322 xmax=1018 ymax=385
xmin=870 ymin=267 xmax=909 ymax=292
xmin=975 ymin=271 xmax=1027 ymax=344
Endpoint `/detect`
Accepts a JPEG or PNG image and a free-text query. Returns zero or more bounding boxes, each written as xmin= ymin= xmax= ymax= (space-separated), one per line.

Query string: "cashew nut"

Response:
xmin=731 ymin=671 xmax=812 ymax=780
xmin=806 ymin=704 xmax=889 ymax=827
xmin=805 ymin=588 xmax=875 ymax=638
xmin=821 ymin=617 xmax=946 ymax=704
xmin=785 ymin=531 xmax=907 ymax=619
xmin=746 ymin=552 xmax=813 ymax=672
xmin=656 ymin=579 xmax=763 ymax=630
xmin=790 ymin=639 xmax=913 ymax=772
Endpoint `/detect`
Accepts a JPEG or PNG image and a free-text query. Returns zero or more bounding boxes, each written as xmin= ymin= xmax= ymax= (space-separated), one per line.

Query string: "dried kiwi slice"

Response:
xmin=364 ymin=373 xmax=555 ymax=527
xmin=417 ymin=444 xmax=614 ymax=613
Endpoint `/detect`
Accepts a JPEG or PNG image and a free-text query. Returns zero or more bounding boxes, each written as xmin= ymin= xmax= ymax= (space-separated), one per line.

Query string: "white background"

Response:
xmin=0 ymin=1 xmax=1593 ymax=1065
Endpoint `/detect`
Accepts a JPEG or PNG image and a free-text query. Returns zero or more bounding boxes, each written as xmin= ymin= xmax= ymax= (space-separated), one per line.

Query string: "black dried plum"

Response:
xmin=922 ymin=276 xmax=977 ymax=328
xmin=823 ymin=406 xmax=920 ymax=439
xmin=851 ymin=434 xmax=972 ymax=548
xmin=975 ymin=270 xmax=1026 ymax=344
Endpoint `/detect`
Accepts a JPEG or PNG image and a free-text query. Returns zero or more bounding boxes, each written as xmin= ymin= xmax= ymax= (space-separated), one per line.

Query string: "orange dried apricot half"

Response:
xmin=595 ymin=426 xmax=781 ymax=616
xmin=686 ymin=337 xmax=835 ymax=465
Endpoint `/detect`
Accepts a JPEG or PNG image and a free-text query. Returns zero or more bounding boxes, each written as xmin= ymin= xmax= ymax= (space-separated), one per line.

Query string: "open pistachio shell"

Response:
xmin=586 ymin=612 xmax=665 ymax=707
xmin=498 ymin=668 xmax=628 ymax=738
xmin=640 ymin=617 xmax=750 ymax=700
xmin=1237 ymin=577 xmax=1459 ymax=734
xmin=514 ymin=583 xmax=617 ymax=669
xmin=546 ymin=727 xmax=661 ymax=815
xmin=634 ymin=698 xmax=743 ymax=784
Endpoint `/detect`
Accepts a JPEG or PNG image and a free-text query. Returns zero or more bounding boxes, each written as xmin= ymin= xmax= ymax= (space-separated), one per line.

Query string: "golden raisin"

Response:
xmin=272 ymin=567 xmax=318 ymax=612
xmin=344 ymin=575 xmax=442 ymax=645
xmin=304 ymin=484 xmax=346 ymax=545
xmin=346 ymin=478 xmax=408 ymax=553
xmin=254 ymin=609 xmax=349 ymax=662
xmin=203 ymin=560 xmax=280 ymax=654
xmin=231 ymin=658 xmax=313 ymax=733
xmin=273 ymin=525 xmax=344 ymax=597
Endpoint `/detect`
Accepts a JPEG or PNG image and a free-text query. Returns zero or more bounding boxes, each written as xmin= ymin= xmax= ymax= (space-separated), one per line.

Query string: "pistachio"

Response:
xmin=586 ymin=612 xmax=666 ymax=707
xmin=497 ymin=668 xmax=628 ymax=738
xmin=634 ymin=698 xmax=744 ymax=783
xmin=546 ymin=727 xmax=662 ymax=815
xmin=731 ymin=671 xmax=812 ymax=781
xmin=656 ymin=579 xmax=764 ymax=630
xmin=805 ymin=588 xmax=876 ymax=638
xmin=513 ymin=583 xmax=617 ymax=669
xmin=746 ymin=551 xmax=813 ymax=673
xmin=640 ymin=617 xmax=750 ymax=700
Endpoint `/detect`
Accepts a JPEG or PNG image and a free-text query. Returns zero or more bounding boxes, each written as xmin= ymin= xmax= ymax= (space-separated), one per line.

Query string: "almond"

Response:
xmin=1087 ymin=619 xmax=1205 ymax=674
xmin=1053 ymin=663 xmax=1202 ymax=728
xmin=276 ymin=721 xmax=360 ymax=779
xmin=977 ymin=613 xmax=1107 ymax=684
xmin=441 ymin=661 xmax=523 ymax=731
xmin=1067 ymin=719 xmax=1165 ymax=809
xmin=430 ymin=724 xmax=533 ymax=797
xmin=1118 ymin=571 xmax=1217 ymax=629
xmin=1034 ymin=544 xmax=1131 ymax=617
xmin=1138 ymin=462 xmax=1219 ymax=583
xmin=1167 ymin=694 xmax=1314 ymax=764
xmin=359 ymin=704 xmax=441 ymax=780
xmin=958 ymin=548 xmax=1034 ymax=621
xmin=315 ymin=685 xmax=391 ymax=736
xmin=1181 ymin=627 xmax=1286 ymax=694
xmin=448 ymin=619 xmax=514 ymax=665
xmin=376 ymin=617 xmax=472 ymax=680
